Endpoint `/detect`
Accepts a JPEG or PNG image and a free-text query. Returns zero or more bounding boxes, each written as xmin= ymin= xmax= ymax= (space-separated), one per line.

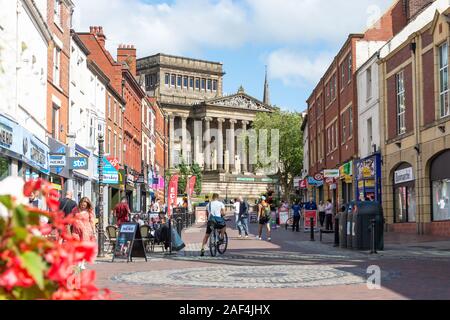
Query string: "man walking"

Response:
xmin=59 ymin=191 xmax=77 ymax=217
xmin=325 ymin=199 xmax=334 ymax=231
xmin=238 ymin=196 xmax=249 ymax=238
xmin=291 ymin=200 xmax=302 ymax=232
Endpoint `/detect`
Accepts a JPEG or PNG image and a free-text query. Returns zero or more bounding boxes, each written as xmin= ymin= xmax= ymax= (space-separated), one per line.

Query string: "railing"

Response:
xmin=171 ymin=208 xmax=196 ymax=238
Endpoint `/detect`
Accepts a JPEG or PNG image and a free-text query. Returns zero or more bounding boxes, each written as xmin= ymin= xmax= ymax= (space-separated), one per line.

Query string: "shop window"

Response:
xmin=431 ymin=150 xmax=450 ymax=221
xmin=0 ymin=157 xmax=10 ymax=181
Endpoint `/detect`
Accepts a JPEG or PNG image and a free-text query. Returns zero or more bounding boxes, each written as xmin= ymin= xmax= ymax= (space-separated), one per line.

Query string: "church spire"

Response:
xmin=263 ymin=65 xmax=270 ymax=106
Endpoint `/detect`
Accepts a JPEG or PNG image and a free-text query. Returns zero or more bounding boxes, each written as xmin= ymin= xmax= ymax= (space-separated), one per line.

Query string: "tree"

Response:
xmin=251 ymin=109 xmax=303 ymax=203
xmin=165 ymin=162 xmax=203 ymax=196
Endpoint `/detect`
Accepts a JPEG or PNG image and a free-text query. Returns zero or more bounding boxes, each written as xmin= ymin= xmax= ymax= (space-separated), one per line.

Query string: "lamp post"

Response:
xmin=97 ymin=133 xmax=105 ymax=258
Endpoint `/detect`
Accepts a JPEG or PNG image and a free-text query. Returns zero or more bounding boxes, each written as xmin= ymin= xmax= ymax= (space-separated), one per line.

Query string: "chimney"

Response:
xmin=117 ymin=44 xmax=137 ymax=76
xmin=89 ymin=26 xmax=106 ymax=47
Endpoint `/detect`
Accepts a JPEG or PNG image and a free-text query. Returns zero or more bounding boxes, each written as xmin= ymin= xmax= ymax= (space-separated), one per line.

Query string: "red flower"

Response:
xmin=0 ymin=265 xmax=36 ymax=291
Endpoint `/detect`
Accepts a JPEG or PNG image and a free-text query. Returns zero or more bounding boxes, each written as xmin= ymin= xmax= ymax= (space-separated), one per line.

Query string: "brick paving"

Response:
xmin=90 ymin=218 xmax=450 ymax=300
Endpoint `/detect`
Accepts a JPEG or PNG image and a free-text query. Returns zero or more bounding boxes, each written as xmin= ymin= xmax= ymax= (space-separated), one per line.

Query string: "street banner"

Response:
xmin=101 ymin=157 xmax=119 ymax=184
xmin=167 ymin=175 xmax=179 ymax=218
xmin=279 ymin=207 xmax=289 ymax=225
xmin=186 ymin=176 xmax=196 ymax=196
xmin=304 ymin=210 xmax=318 ymax=231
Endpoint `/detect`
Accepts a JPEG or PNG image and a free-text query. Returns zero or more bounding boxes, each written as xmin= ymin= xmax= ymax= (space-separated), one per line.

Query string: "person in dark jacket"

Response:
xmin=237 ymin=196 xmax=249 ymax=238
xmin=59 ymin=191 xmax=77 ymax=217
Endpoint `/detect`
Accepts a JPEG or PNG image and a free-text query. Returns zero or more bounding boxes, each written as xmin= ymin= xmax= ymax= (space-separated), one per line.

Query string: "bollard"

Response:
xmin=334 ymin=216 xmax=339 ymax=247
xmin=370 ymin=219 xmax=377 ymax=254
xmin=310 ymin=217 xmax=315 ymax=241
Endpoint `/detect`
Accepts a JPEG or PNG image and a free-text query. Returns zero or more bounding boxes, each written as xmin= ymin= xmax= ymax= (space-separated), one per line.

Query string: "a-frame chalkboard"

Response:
xmin=112 ymin=223 xmax=147 ymax=263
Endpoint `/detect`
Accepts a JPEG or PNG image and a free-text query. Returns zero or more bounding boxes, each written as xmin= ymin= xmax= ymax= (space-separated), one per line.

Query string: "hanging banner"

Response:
xmin=186 ymin=176 xmax=197 ymax=196
xmin=167 ymin=175 xmax=179 ymax=218
xmin=324 ymin=169 xmax=340 ymax=179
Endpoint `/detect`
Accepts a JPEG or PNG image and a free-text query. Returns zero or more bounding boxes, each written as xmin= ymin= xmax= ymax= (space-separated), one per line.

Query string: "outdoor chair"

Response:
xmin=140 ymin=225 xmax=152 ymax=253
xmin=105 ymin=225 xmax=118 ymax=253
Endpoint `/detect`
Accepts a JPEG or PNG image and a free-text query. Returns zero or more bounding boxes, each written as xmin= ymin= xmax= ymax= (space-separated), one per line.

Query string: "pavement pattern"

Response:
xmin=91 ymin=217 xmax=450 ymax=300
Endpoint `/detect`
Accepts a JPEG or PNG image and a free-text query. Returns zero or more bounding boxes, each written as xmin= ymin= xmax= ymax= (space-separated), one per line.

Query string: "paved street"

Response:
xmin=92 ymin=218 xmax=450 ymax=300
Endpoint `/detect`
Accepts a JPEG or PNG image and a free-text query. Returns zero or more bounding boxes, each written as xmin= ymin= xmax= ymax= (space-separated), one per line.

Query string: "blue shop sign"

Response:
xmin=69 ymin=157 xmax=89 ymax=170
xmin=307 ymin=176 xmax=324 ymax=187
xmin=0 ymin=114 xmax=22 ymax=158
xmin=100 ymin=157 xmax=119 ymax=184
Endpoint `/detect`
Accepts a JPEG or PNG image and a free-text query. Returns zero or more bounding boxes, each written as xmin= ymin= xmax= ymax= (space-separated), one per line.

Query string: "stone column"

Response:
xmin=193 ymin=119 xmax=202 ymax=167
xmin=181 ymin=116 xmax=188 ymax=164
xmin=228 ymin=119 xmax=237 ymax=173
xmin=241 ymin=120 xmax=249 ymax=173
xmin=217 ymin=118 xmax=225 ymax=171
xmin=204 ymin=117 xmax=212 ymax=171
xmin=169 ymin=115 xmax=175 ymax=168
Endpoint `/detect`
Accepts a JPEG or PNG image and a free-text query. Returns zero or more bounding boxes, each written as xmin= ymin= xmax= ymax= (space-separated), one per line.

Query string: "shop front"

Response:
xmin=393 ymin=163 xmax=416 ymax=224
xmin=430 ymin=150 xmax=450 ymax=222
xmin=339 ymin=161 xmax=353 ymax=205
xmin=48 ymin=137 xmax=70 ymax=197
xmin=355 ymin=153 xmax=382 ymax=202
xmin=307 ymin=174 xmax=324 ymax=202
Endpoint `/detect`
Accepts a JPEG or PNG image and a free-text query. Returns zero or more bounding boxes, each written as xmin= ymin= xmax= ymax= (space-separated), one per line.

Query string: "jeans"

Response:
xmin=293 ymin=215 xmax=300 ymax=232
xmin=237 ymin=217 xmax=249 ymax=236
xmin=325 ymin=214 xmax=333 ymax=231
xmin=319 ymin=212 xmax=325 ymax=227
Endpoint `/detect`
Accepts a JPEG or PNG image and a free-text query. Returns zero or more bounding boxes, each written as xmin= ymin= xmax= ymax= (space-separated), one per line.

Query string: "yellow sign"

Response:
xmin=362 ymin=167 xmax=372 ymax=178
xmin=51 ymin=183 xmax=62 ymax=191
xmin=358 ymin=180 xmax=375 ymax=188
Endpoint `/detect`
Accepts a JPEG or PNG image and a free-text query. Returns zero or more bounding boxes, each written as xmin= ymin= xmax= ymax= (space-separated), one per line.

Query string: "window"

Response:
xmin=190 ymin=77 xmax=194 ymax=89
xmin=171 ymin=74 xmax=176 ymax=87
xmin=201 ymin=78 xmax=206 ymax=90
xmin=53 ymin=47 xmax=61 ymax=87
xmin=330 ymin=77 xmax=334 ymax=100
xmin=396 ymin=71 xmax=406 ymax=135
xmin=207 ymin=79 xmax=212 ymax=91
xmin=367 ymin=117 xmax=373 ymax=155
xmin=213 ymin=80 xmax=217 ymax=91
xmin=366 ymin=67 xmax=372 ymax=100
xmin=54 ymin=0 xmax=62 ymax=26
xmin=394 ymin=186 xmax=416 ymax=223
xmin=114 ymin=133 xmax=117 ymax=158
xmin=177 ymin=75 xmax=182 ymax=87
xmin=327 ymin=127 xmax=331 ymax=153
xmin=341 ymin=64 xmax=345 ymax=86
xmin=333 ymin=75 xmax=337 ymax=99
xmin=108 ymin=129 xmax=111 ymax=154
xmin=108 ymin=95 xmax=111 ymax=118
xmin=342 ymin=113 xmax=347 ymax=142
xmin=51 ymin=104 xmax=60 ymax=140
xmin=165 ymin=73 xmax=170 ymax=86
xmin=183 ymin=76 xmax=188 ymax=88
xmin=119 ymin=136 xmax=122 ymax=163
xmin=195 ymin=78 xmax=200 ymax=90
xmin=348 ymin=106 xmax=353 ymax=137
xmin=114 ymin=100 xmax=117 ymax=123
xmin=439 ymin=42 xmax=449 ymax=118
xmin=348 ymin=55 xmax=352 ymax=83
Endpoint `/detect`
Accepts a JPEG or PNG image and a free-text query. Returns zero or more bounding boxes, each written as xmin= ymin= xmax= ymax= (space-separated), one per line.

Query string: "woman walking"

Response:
xmin=318 ymin=201 xmax=326 ymax=228
xmin=70 ymin=197 xmax=96 ymax=269
xmin=325 ymin=199 xmax=334 ymax=231
xmin=257 ymin=196 xmax=272 ymax=241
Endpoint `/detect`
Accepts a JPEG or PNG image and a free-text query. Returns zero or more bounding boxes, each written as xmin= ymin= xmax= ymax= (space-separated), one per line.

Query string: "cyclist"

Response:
xmin=200 ymin=193 xmax=226 ymax=256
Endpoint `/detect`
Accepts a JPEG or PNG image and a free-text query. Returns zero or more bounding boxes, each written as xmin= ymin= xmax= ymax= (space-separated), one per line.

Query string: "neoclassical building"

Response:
xmin=136 ymin=53 xmax=277 ymax=200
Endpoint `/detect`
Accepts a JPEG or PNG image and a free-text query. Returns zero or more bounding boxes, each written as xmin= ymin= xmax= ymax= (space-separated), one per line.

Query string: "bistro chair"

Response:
xmin=140 ymin=225 xmax=152 ymax=253
xmin=105 ymin=225 xmax=118 ymax=253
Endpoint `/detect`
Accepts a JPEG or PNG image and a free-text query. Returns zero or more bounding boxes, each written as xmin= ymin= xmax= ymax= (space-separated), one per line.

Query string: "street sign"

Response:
xmin=49 ymin=155 xmax=66 ymax=167
xmin=112 ymin=223 xmax=147 ymax=263
xmin=102 ymin=157 xmax=119 ymax=184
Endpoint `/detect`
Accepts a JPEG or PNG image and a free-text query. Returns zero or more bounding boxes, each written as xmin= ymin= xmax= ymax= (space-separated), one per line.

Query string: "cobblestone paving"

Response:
xmin=112 ymin=264 xmax=397 ymax=289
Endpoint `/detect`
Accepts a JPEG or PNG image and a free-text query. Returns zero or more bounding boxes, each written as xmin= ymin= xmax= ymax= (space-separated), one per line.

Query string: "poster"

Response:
xmin=304 ymin=210 xmax=318 ymax=230
xmin=279 ymin=208 xmax=289 ymax=225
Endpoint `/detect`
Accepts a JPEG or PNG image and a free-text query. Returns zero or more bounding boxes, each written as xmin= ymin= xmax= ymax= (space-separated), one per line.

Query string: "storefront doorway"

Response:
xmin=430 ymin=150 xmax=450 ymax=222
xmin=393 ymin=163 xmax=416 ymax=223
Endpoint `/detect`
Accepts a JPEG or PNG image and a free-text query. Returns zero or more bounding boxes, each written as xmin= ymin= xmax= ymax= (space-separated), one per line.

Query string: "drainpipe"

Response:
xmin=411 ymin=37 xmax=423 ymax=235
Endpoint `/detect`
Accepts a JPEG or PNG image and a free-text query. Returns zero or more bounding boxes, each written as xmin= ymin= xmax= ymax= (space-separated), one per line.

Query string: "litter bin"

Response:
xmin=338 ymin=205 xmax=348 ymax=249
xmin=351 ymin=201 xmax=384 ymax=251
xmin=346 ymin=204 xmax=354 ymax=250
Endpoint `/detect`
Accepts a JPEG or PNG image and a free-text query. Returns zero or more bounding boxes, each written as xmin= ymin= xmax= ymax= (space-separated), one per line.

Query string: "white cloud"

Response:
xmin=267 ymin=49 xmax=334 ymax=87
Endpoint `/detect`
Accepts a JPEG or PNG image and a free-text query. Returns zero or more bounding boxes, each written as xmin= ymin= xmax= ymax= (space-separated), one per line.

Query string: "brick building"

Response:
xmin=306 ymin=1 xmax=401 ymax=208
xmin=379 ymin=0 xmax=450 ymax=236
xmin=46 ymin=0 xmax=73 ymax=145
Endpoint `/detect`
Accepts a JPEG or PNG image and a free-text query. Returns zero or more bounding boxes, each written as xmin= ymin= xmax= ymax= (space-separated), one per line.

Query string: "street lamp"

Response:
xmin=97 ymin=132 xmax=105 ymax=257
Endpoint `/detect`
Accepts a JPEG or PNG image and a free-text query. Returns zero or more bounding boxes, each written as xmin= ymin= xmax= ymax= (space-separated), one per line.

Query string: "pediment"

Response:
xmin=205 ymin=93 xmax=272 ymax=112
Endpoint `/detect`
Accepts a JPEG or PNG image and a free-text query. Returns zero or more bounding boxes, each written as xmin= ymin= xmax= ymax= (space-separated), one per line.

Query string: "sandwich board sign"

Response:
xmin=304 ymin=210 xmax=318 ymax=232
xmin=112 ymin=223 xmax=147 ymax=263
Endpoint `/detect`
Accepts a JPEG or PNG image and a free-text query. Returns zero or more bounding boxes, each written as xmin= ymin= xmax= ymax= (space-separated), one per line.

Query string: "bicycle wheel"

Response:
xmin=209 ymin=230 xmax=217 ymax=257
xmin=217 ymin=231 xmax=228 ymax=255
xmin=285 ymin=218 xmax=293 ymax=230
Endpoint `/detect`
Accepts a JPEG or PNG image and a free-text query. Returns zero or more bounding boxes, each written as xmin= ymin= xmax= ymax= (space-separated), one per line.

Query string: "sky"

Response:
xmin=72 ymin=0 xmax=393 ymax=112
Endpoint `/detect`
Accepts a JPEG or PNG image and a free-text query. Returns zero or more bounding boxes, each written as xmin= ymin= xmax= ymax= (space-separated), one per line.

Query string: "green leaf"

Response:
xmin=12 ymin=227 xmax=28 ymax=241
xmin=19 ymin=252 xmax=46 ymax=290
xmin=0 ymin=195 xmax=13 ymax=210
xmin=13 ymin=205 xmax=28 ymax=228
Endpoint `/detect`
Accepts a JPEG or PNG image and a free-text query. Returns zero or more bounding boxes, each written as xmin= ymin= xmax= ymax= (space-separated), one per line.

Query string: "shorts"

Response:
xmin=259 ymin=217 xmax=270 ymax=225
xmin=205 ymin=220 xmax=224 ymax=235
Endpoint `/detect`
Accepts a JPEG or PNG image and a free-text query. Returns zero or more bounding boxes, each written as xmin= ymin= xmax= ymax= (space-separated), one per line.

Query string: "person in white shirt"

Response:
xmin=233 ymin=198 xmax=241 ymax=231
xmin=200 ymin=193 xmax=226 ymax=256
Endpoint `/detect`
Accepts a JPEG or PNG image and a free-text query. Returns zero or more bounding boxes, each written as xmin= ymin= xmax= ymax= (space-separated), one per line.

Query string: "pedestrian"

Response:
xmin=200 ymin=193 xmax=226 ymax=256
xmin=257 ymin=196 xmax=272 ymax=241
xmin=237 ymin=196 xmax=249 ymax=238
xmin=233 ymin=198 xmax=240 ymax=231
xmin=304 ymin=196 xmax=318 ymax=211
xmin=132 ymin=214 xmax=145 ymax=226
xmin=318 ymin=201 xmax=326 ymax=228
xmin=152 ymin=198 xmax=161 ymax=212
xmin=69 ymin=197 xmax=96 ymax=269
xmin=59 ymin=191 xmax=77 ymax=217
xmin=291 ymin=200 xmax=302 ymax=232
xmin=325 ymin=199 xmax=334 ymax=231
xmin=29 ymin=190 xmax=49 ymax=224
xmin=113 ymin=197 xmax=131 ymax=227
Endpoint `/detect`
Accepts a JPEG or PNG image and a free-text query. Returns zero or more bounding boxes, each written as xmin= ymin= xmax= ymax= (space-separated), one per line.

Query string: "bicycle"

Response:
xmin=209 ymin=220 xmax=229 ymax=257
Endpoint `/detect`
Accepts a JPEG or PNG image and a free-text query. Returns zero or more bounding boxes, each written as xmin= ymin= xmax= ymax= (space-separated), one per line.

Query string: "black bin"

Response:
xmin=338 ymin=207 xmax=347 ymax=249
xmin=346 ymin=205 xmax=353 ymax=250
xmin=351 ymin=201 xmax=384 ymax=251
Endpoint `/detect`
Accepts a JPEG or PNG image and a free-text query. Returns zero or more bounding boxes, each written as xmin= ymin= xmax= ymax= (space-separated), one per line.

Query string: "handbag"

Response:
xmin=209 ymin=215 xmax=226 ymax=229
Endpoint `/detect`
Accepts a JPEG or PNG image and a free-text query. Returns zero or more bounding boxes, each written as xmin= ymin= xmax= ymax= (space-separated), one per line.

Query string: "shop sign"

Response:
xmin=49 ymin=155 xmax=66 ymax=167
xmin=325 ymin=177 xmax=336 ymax=184
xmin=299 ymin=179 xmax=307 ymax=189
xmin=21 ymin=130 xmax=50 ymax=173
xmin=324 ymin=169 xmax=340 ymax=179
xmin=69 ymin=157 xmax=89 ymax=170
xmin=394 ymin=167 xmax=414 ymax=185
xmin=0 ymin=115 xmax=23 ymax=157
xmin=358 ymin=180 xmax=375 ymax=188
xmin=340 ymin=161 xmax=353 ymax=178
xmin=101 ymin=157 xmax=119 ymax=184
xmin=357 ymin=157 xmax=375 ymax=180
xmin=137 ymin=174 xmax=145 ymax=184
xmin=307 ymin=176 xmax=323 ymax=187
xmin=237 ymin=177 xmax=255 ymax=182
xmin=314 ymin=173 xmax=324 ymax=181
xmin=0 ymin=123 xmax=13 ymax=149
